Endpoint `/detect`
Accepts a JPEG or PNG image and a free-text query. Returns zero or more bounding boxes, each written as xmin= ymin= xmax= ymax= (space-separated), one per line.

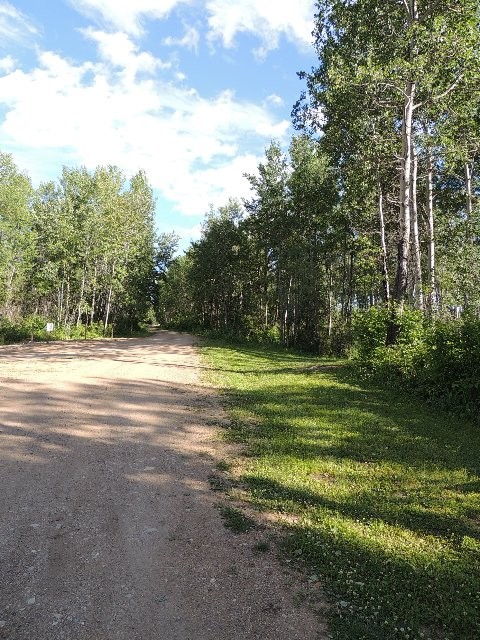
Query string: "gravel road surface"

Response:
xmin=0 ymin=331 xmax=327 ymax=640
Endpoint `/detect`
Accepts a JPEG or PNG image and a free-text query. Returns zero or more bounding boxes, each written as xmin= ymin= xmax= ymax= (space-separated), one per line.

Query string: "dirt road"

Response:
xmin=0 ymin=331 xmax=325 ymax=640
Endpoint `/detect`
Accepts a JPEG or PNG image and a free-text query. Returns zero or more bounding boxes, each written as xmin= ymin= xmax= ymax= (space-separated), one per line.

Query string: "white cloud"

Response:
xmin=0 ymin=1 xmax=38 ymax=45
xmin=83 ymin=28 xmax=171 ymax=78
xmin=0 ymin=55 xmax=16 ymax=73
xmin=158 ymin=221 xmax=202 ymax=250
xmin=0 ymin=32 xmax=289 ymax=220
xmin=163 ymin=24 xmax=200 ymax=52
xmin=69 ymin=0 xmax=190 ymax=37
xmin=264 ymin=94 xmax=284 ymax=108
xmin=206 ymin=0 xmax=315 ymax=55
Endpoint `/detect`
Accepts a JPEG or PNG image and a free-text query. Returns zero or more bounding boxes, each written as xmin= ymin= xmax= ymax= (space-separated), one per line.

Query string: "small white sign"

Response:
xmin=46 ymin=322 xmax=54 ymax=332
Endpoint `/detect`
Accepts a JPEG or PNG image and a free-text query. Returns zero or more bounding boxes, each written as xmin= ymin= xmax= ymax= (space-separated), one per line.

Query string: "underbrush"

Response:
xmin=179 ymin=324 xmax=281 ymax=346
xmin=202 ymin=340 xmax=480 ymax=640
xmin=0 ymin=316 xmax=149 ymax=344
xmin=350 ymin=307 xmax=480 ymax=419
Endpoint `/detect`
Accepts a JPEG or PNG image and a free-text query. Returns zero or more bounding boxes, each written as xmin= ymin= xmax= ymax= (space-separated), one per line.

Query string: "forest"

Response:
xmin=1 ymin=0 xmax=480 ymax=413
xmin=158 ymin=0 xmax=480 ymax=415
xmin=0 ymin=154 xmax=179 ymax=340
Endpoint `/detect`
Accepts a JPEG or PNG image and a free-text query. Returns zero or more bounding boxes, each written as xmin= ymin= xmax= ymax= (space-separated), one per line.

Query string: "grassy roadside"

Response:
xmin=201 ymin=340 xmax=480 ymax=640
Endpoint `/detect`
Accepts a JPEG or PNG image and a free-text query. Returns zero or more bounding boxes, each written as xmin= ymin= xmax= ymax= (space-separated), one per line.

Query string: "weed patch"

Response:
xmin=219 ymin=505 xmax=257 ymax=534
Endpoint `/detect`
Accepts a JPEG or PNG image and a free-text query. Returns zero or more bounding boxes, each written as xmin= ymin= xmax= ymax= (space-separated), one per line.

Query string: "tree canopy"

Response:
xmin=0 ymin=153 xmax=177 ymax=338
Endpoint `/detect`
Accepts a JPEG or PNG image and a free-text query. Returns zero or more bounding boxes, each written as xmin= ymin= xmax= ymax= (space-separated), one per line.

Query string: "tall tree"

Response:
xmin=244 ymin=142 xmax=291 ymax=344
xmin=0 ymin=152 xmax=33 ymax=318
xmin=295 ymin=0 xmax=480 ymax=337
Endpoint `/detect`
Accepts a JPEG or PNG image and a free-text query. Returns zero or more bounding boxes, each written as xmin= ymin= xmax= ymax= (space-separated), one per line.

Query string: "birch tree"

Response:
xmin=295 ymin=0 xmax=480 ymax=339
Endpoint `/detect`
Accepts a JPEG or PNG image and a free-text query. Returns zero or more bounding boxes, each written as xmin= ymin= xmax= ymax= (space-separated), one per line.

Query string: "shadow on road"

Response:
xmin=0 ymin=332 xmax=323 ymax=640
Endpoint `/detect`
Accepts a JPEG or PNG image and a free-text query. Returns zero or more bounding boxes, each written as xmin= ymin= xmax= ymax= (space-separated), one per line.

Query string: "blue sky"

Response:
xmin=0 ymin=0 xmax=317 ymax=249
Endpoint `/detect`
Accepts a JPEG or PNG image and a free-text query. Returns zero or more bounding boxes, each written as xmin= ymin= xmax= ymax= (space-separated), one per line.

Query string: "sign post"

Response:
xmin=46 ymin=322 xmax=54 ymax=341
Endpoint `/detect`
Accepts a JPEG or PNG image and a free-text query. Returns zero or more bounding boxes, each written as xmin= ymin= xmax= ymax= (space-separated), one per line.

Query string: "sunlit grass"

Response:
xmin=202 ymin=340 xmax=480 ymax=640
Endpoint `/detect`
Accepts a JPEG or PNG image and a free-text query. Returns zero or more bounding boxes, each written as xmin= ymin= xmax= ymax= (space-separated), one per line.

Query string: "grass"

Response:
xmin=201 ymin=339 xmax=480 ymax=640
xmin=218 ymin=505 xmax=257 ymax=534
xmin=216 ymin=459 xmax=233 ymax=472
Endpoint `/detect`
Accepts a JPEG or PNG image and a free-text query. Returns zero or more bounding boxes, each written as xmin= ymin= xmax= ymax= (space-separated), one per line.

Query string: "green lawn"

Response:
xmin=201 ymin=340 xmax=480 ymax=640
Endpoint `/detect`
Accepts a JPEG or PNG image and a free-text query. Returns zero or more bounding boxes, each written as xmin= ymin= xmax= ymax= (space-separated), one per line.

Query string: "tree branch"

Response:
xmin=414 ymin=73 xmax=465 ymax=110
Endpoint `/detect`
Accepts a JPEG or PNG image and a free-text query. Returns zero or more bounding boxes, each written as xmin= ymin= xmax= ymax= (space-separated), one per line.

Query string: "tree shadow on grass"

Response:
xmin=243 ymin=474 xmax=480 ymax=542
xmin=202 ymin=340 xmax=337 ymax=367
xmin=218 ymin=352 xmax=480 ymax=638
xmin=226 ymin=367 xmax=480 ymax=475
xmin=281 ymin=513 xmax=479 ymax=640
xmin=225 ymin=371 xmax=480 ymax=537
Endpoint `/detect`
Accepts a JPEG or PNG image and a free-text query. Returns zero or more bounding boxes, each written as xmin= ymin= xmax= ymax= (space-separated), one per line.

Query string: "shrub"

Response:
xmin=0 ymin=318 xmax=30 ymax=344
xmin=351 ymin=306 xmax=480 ymax=419
xmin=418 ymin=318 xmax=480 ymax=415
xmin=351 ymin=306 xmax=426 ymax=381
xmin=350 ymin=305 xmax=390 ymax=361
xmin=0 ymin=316 xmax=115 ymax=344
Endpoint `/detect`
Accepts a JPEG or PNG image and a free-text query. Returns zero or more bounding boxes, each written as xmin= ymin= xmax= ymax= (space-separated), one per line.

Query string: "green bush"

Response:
xmin=350 ymin=305 xmax=390 ymax=361
xmin=0 ymin=316 xmax=114 ymax=344
xmin=351 ymin=306 xmax=426 ymax=381
xmin=245 ymin=323 xmax=280 ymax=345
xmin=418 ymin=318 xmax=480 ymax=415
xmin=0 ymin=318 xmax=30 ymax=344
xmin=351 ymin=307 xmax=480 ymax=418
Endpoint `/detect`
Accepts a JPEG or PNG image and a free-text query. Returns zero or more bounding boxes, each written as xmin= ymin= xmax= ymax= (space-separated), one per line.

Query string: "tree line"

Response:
xmin=0 ymin=152 xmax=177 ymax=340
xmin=160 ymin=0 xmax=480 ymax=355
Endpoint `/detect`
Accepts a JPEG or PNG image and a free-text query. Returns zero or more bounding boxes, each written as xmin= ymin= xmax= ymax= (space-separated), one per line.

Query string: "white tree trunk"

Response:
xmin=426 ymin=152 xmax=436 ymax=315
xmin=328 ymin=265 xmax=333 ymax=337
xmin=104 ymin=262 xmax=116 ymax=333
xmin=76 ymin=267 xmax=86 ymax=327
xmin=90 ymin=264 xmax=97 ymax=325
xmin=465 ymin=161 xmax=473 ymax=242
xmin=377 ymin=175 xmax=390 ymax=303
xmin=410 ymin=148 xmax=424 ymax=310
xmin=393 ymin=79 xmax=415 ymax=309
xmin=465 ymin=161 xmax=473 ymax=219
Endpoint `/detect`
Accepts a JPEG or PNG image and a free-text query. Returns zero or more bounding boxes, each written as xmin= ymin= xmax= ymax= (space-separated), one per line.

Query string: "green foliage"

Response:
xmin=197 ymin=324 xmax=281 ymax=346
xmin=218 ymin=506 xmax=256 ymax=534
xmin=351 ymin=308 xmax=480 ymax=418
xmin=0 ymin=152 xmax=34 ymax=316
xmin=203 ymin=340 xmax=480 ymax=640
xmin=352 ymin=307 xmax=425 ymax=358
xmin=419 ymin=318 xmax=480 ymax=415
xmin=0 ymin=316 xmax=120 ymax=344
xmin=241 ymin=318 xmax=280 ymax=345
xmin=1 ymin=153 xmax=157 ymax=336
xmin=157 ymin=253 xmax=195 ymax=330
xmin=0 ymin=318 xmax=30 ymax=344
xmin=295 ymin=0 xmax=480 ymax=316
xmin=162 ymin=139 xmax=346 ymax=352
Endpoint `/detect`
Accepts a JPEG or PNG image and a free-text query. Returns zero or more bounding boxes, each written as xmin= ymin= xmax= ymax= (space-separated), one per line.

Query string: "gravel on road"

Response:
xmin=0 ymin=331 xmax=327 ymax=640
